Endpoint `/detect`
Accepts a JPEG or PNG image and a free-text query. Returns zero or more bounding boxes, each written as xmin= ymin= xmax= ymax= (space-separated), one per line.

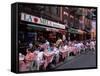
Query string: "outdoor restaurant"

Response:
xmin=18 ymin=12 xmax=96 ymax=72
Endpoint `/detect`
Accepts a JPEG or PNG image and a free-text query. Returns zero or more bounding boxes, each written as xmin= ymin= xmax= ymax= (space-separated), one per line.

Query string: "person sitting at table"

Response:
xmin=52 ymin=43 xmax=60 ymax=65
xmin=76 ymin=42 xmax=81 ymax=54
xmin=25 ymin=48 xmax=34 ymax=71
xmin=43 ymin=40 xmax=52 ymax=52
xmin=36 ymin=48 xmax=45 ymax=70
xmin=43 ymin=43 xmax=55 ymax=70
xmin=29 ymin=42 xmax=33 ymax=49
xmin=56 ymin=38 xmax=62 ymax=48
xmin=19 ymin=53 xmax=29 ymax=72
xmin=86 ymin=41 xmax=90 ymax=52
xmin=58 ymin=42 xmax=67 ymax=61
xmin=30 ymin=43 xmax=45 ymax=71
xmin=67 ymin=42 xmax=73 ymax=56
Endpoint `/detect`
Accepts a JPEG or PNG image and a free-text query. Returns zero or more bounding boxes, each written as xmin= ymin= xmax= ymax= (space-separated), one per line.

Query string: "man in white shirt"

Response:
xmin=75 ymin=42 xmax=81 ymax=54
xmin=90 ymin=41 xmax=95 ymax=51
xmin=36 ymin=50 xmax=44 ymax=70
xmin=52 ymin=44 xmax=60 ymax=64
xmin=29 ymin=42 xmax=33 ymax=49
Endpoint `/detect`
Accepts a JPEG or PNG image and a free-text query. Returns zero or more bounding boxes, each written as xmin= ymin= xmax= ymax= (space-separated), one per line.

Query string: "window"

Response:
xmin=50 ymin=6 xmax=60 ymax=16
xmin=45 ymin=6 xmax=50 ymax=12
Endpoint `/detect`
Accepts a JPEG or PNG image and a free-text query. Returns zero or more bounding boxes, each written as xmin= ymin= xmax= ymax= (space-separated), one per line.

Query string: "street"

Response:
xmin=56 ymin=50 xmax=96 ymax=70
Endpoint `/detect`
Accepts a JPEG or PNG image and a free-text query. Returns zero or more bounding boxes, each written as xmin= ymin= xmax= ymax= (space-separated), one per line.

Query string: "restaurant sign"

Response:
xmin=21 ymin=13 xmax=65 ymax=29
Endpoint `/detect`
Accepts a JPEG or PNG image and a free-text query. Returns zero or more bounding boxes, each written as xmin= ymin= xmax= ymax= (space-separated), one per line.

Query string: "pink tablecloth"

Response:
xmin=43 ymin=52 xmax=54 ymax=69
xmin=60 ymin=49 xmax=68 ymax=59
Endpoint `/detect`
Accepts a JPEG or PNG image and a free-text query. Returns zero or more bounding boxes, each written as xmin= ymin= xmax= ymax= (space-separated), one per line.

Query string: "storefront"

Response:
xmin=26 ymin=24 xmax=65 ymax=43
xmin=68 ymin=28 xmax=78 ymax=41
xmin=91 ymin=20 xmax=96 ymax=40
xmin=19 ymin=12 xmax=66 ymax=45
xmin=68 ymin=28 xmax=85 ymax=41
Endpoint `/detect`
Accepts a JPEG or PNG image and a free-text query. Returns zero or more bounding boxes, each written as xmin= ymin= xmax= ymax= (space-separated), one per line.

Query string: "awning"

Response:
xmin=68 ymin=28 xmax=85 ymax=34
xmin=68 ymin=28 xmax=78 ymax=34
xmin=27 ymin=24 xmax=45 ymax=31
xmin=27 ymin=24 xmax=61 ymax=32
xmin=78 ymin=30 xmax=84 ymax=34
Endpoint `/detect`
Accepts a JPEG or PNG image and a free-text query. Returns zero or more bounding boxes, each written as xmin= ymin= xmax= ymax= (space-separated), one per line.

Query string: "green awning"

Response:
xmin=27 ymin=24 xmax=60 ymax=32
xmin=68 ymin=28 xmax=79 ymax=34
xmin=27 ymin=24 xmax=46 ymax=31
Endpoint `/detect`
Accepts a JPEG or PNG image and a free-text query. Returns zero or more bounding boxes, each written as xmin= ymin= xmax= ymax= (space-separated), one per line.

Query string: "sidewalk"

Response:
xmin=47 ymin=55 xmax=76 ymax=70
xmin=54 ymin=56 xmax=75 ymax=69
